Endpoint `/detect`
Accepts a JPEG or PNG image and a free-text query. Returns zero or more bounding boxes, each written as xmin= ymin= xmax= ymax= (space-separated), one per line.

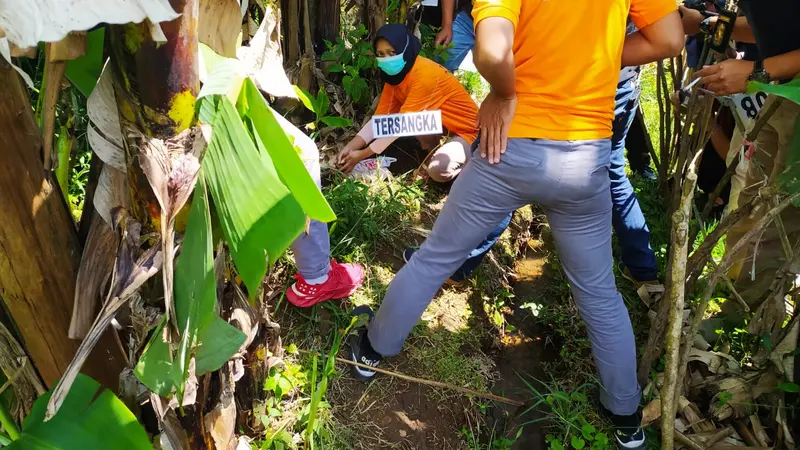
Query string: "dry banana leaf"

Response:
xmin=46 ymin=210 xmax=163 ymax=420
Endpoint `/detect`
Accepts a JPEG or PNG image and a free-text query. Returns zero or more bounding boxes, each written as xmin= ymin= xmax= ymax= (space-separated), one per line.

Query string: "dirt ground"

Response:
xmin=325 ymin=241 xmax=557 ymax=449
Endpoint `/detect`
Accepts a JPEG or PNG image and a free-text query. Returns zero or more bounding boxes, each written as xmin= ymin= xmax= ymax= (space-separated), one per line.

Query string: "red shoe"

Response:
xmin=286 ymin=261 xmax=364 ymax=308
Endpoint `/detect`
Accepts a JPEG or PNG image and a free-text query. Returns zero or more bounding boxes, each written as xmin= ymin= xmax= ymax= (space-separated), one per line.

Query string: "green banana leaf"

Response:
xmin=65 ymin=29 xmax=105 ymax=97
xmin=7 ymin=373 xmax=151 ymax=450
xmin=239 ymin=79 xmax=336 ymax=222
xmin=199 ymin=95 xmax=306 ymax=295
xmin=747 ymin=77 xmax=800 ymax=104
xmin=135 ymin=175 xmax=245 ymax=397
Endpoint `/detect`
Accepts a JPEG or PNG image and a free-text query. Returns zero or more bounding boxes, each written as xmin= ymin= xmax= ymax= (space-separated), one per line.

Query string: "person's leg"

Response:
xmin=610 ymin=80 xmax=659 ymax=282
xmin=288 ymin=118 xmax=331 ymax=280
xmin=284 ymin=116 xmax=363 ymax=307
xmin=625 ymin=106 xmax=657 ymax=180
xmin=723 ymin=127 xmax=747 ymax=216
xmin=368 ymin=140 xmax=538 ymax=357
xmin=732 ymin=100 xmax=800 ymax=310
xmin=538 ymin=138 xmax=641 ymax=416
xmin=426 ymin=136 xmax=469 ymax=183
xmin=440 ymin=11 xmax=475 ymax=72
xmin=451 ymin=212 xmax=514 ymax=280
xmin=725 ymin=96 xmax=783 ymax=282
xmin=412 ymin=136 xmax=512 ymax=281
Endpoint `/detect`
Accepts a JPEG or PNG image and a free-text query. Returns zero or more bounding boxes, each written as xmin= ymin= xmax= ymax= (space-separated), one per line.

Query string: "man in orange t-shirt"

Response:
xmin=349 ymin=2 xmax=682 ymax=447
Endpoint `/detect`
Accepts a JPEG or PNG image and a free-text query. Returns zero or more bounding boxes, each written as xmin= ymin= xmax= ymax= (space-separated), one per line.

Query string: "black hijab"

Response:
xmin=374 ymin=24 xmax=422 ymax=86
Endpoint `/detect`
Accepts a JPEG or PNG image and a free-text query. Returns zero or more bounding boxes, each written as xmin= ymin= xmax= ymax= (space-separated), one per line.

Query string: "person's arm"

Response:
xmin=622 ymin=11 xmax=684 ymax=66
xmin=435 ymin=0 xmax=455 ymax=45
xmin=679 ymin=8 xmax=756 ymax=44
xmin=338 ymin=85 xmax=405 ymax=172
xmin=473 ymin=17 xmax=515 ymax=99
xmin=764 ymin=50 xmax=800 ymax=81
xmin=695 ymin=49 xmax=800 ymax=96
xmin=472 ymin=1 xmax=518 ymax=164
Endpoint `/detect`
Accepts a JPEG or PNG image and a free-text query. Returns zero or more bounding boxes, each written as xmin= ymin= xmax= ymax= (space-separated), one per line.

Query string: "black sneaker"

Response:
xmin=607 ymin=409 xmax=646 ymax=449
xmin=347 ymin=306 xmax=382 ymax=381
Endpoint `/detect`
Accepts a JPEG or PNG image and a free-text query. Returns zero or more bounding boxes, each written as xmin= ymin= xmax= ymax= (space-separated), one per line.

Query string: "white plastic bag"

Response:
xmin=350 ymin=156 xmax=397 ymax=182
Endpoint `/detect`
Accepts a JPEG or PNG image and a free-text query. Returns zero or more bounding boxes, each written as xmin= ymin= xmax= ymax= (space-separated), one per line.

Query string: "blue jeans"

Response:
xmin=438 ymin=11 xmax=475 ymax=73
xmin=611 ymin=78 xmax=658 ymax=281
xmin=370 ymin=137 xmax=641 ymax=415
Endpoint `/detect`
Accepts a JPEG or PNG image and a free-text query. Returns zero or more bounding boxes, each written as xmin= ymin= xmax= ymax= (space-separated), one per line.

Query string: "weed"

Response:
xmin=321 ymin=24 xmax=374 ymax=105
xmin=482 ymin=288 xmax=514 ymax=334
xmin=418 ymin=23 xmax=453 ymax=65
xmin=254 ymin=316 xmax=360 ymax=450
xmin=462 ymin=424 xmax=523 ymax=450
xmin=457 ymin=70 xmax=490 ymax=103
xmin=407 ymin=322 xmax=492 ymax=393
xmin=324 ymin=173 xmax=425 ymax=260
xmin=519 ymin=378 xmax=612 ymax=450
xmin=294 ymin=86 xmax=352 ymax=140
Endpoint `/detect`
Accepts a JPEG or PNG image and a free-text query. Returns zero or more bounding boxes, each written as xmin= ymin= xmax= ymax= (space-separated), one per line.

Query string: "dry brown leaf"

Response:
xmin=709 ymin=377 xmax=756 ymax=421
xmin=70 ymin=211 xmax=117 ymax=339
xmin=135 ymin=125 xmax=208 ymax=328
xmin=237 ymin=2 xmax=296 ymax=98
xmin=770 ymin=319 xmax=798 ymax=381
xmin=93 ymin=164 xmax=131 ymax=226
xmin=87 ymin=63 xmax=125 ymax=172
xmin=642 ymin=398 xmax=661 ymax=426
xmin=199 ymin=0 xmax=241 ymax=57
xmin=46 ymin=212 xmax=163 ymax=420
xmin=204 ymin=379 xmax=236 ymax=449
xmin=48 ymin=32 xmax=86 ymax=62
xmin=689 ymin=348 xmax=741 ymax=374
xmin=160 ymin=406 xmax=191 ymax=450
xmin=776 ymin=399 xmax=795 ymax=446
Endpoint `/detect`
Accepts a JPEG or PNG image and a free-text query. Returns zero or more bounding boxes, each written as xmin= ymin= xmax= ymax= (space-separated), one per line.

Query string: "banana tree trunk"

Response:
xmin=363 ymin=0 xmax=387 ymax=39
xmin=0 ymin=58 xmax=123 ymax=389
xmin=314 ymin=0 xmax=340 ymax=54
xmin=106 ymin=0 xmax=199 ymax=229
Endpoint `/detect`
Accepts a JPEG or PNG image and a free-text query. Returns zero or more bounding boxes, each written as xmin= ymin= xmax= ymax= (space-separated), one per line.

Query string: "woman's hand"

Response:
xmin=695 ymin=59 xmax=755 ymax=96
xmin=476 ymin=91 xmax=517 ymax=164
xmin=336 ymin=147 xmax=373 ymax=174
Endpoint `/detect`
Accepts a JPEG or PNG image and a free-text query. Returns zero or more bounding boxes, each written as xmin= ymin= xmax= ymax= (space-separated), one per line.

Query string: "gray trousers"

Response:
xmin=280 ymin=111 xmax=331 ymax=281
xmin=367 ymin=138 xmax=641 ymax=415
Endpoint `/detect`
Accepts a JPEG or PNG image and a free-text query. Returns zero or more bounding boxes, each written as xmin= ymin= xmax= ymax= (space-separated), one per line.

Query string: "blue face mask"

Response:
xmin=377 ymin=54 xmax=406 ymax=76
xmin=376 ymin=37 xmax=409 ymax=76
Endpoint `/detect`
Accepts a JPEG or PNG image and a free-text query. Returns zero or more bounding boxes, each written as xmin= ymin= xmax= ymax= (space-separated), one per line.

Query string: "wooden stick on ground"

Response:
xmin=335 ymin=357 xmax=524 ymax=407
xmin=299 ymin=349 xmax=525 ymax=407
xmin=673 ymin=430 xmax=704 ymax=450
xmin=705 ymin=426 xmax=735 ymax=448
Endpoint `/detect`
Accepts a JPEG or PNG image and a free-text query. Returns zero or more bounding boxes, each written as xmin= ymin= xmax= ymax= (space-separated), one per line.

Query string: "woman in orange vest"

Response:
xmin=337 ymin=24 xmax=478 ymax=183
xmin=337 ymin=23 xmax=512 ymax=286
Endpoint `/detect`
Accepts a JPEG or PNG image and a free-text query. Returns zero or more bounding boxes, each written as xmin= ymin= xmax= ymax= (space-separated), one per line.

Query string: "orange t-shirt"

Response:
xmin=472 ymin=0 xmax=677 ymax=140
xmin=375 ymin=57 xmax=479 ymax=144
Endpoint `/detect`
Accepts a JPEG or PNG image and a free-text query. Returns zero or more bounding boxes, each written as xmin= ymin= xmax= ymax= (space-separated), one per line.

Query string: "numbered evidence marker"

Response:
xmin=731 ymin=91 xmax=768 ymax=127
xmin=372 ymin=110 xmax=443 ymax=139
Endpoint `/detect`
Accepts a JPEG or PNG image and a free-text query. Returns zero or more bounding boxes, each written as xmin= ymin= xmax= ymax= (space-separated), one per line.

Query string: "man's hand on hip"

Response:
xmin=477 ymin=91 xmax=517 ymax=165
